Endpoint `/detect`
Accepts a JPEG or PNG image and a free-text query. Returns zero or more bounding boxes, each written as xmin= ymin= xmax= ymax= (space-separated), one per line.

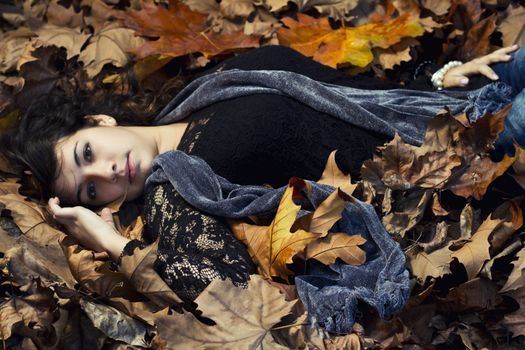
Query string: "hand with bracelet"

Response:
xmin=438 ymin=45 xmax=519 ymax=89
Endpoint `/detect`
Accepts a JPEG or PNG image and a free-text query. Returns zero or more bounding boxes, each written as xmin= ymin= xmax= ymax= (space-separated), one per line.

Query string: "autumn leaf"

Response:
xmin=154 ymin=275 xmax=294 ymax=349
xmin=498 ymin=4 xmax=525 ymax=47
xmin=451 ymin=201 xmax=523 ymax=280
xmin=457 ymin=14 xmax=497 ymax=62
xmin=246 ymin=184 xmax=320 ymax=279
xmin=78 ymin=25 xmax=146 ymax=78
xmin=115 ymin=0 xmax=260 ymax=60
xmin=501 ymin=245 xmax=525 ymax=292
xmin=502 ymin=287 xmax=525 ymax=337
xmin=305 ymin=231 xmax=366 ymax=265
xmin=277 ymin=11 xmax=424 ymax=68
xmin=382 ymin=189 xmax=432 ymax=237
xmin=118 ymin=240 xmax=184 ymax=310
xmin=408 ymin=241 xmax=453 ymax=283
xmin=318 ymin=150 xmax=356 ymax=195
xmin=421 ymin=0 xmax=451 ymax=16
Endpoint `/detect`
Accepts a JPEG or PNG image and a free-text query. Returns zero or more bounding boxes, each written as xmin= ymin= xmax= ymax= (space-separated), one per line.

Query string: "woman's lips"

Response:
xmin=127 ymin=153 xmax=136 ymax=184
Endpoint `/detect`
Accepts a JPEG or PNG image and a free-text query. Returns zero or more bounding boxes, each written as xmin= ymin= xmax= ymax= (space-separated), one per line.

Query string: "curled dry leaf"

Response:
xmin=421 ymin=0 xmax=451 ymax=16
xmin=501 ymin=244 xmax=525 ymax=292
xmin=32 ymin=24 xmax=90 ymax=59
xmin=60 ymin=236 xmax=132 ymax=298
xmin=502 ymin=287 xmax=525 ymax=337
xmin=305 ymin=231 xmax=366 ymax=265
xmin=154 ymin=275 xmax=294 ymax=349
xmin=78 ymin=26 xmax=146 ymax=78
xmin=382 ymin=189 xmax=432 ymax=237
xmin=499 ymin=4 xmax=525 ymax=47
xmin=277 ymin=12 xmax=424 ymax=68
xmin=0 ymin=27 xmax=36 ymax=73
xmin=318 ymin=150 xmax=356 ymax=195
xmin=294 ymin=0 xmax=360 ymax=21
xmin=0 ymin=279 xmax=57 ymax=342
xmin=451 ymin=201 xmax=523 ymax=280
xmin=81 ymin=300 xmax=151 ymax=347
xmin=442 ymin=277 xmax=501 ymax=312
xmin=115 ymin=0 xmax=260 ymax=60
xmin=408 ymin=241 xmax=453 ymax=283
xmin=118 ymin=240 xmax=184 ymax=310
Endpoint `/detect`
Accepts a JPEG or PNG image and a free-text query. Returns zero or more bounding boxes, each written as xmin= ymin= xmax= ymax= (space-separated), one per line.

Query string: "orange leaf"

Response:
xmin=277 ymin=12 xmax=424 ymax=68
xmin=115 ymin=0 xmax=260 ymax=59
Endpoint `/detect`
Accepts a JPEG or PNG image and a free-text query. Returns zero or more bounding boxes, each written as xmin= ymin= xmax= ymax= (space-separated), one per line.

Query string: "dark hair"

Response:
xmin=0 ymin=74 xmax=187 ymax=200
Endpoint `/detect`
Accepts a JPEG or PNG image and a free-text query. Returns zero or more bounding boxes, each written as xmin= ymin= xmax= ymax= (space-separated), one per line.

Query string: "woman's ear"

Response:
xmin=84 ymin=114 xmax=117 ymax=127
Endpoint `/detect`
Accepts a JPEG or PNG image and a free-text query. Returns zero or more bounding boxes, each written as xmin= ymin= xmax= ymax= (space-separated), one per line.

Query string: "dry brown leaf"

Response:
xmin=451 ymin=201 xmax=522 ymax=280
xmin=331 ymin=333 xmax=362 ymax=349
xmin=305 ymin=232 xmax=366 ymax=265
xmin=498 ymin=4 xmax=525 ymax=47
xmin=78 ymin=26 xmax=146 ymax=78
xmin=119 ymin=240 xmax=184 ymax=309
xmin=442 ymin=277 xmax=501 ymax=311
xmin=511 ymin=146 xmax=525 ymax=190
xmin=457 ymin=13 xmax=497 ymax=61
xmin=418 ymin=221 xmax=448 ymax=253
xmin=32 ymin=24 xmax=90 ymax=59
xmin=431 ymin=192 xmax=449 ymax=216
xmin=382 ymin=189 xmax=432 ymax=237
xmin=45 ymin=1 xmax=83 ymax=28
xmin=373 ymin=37 xmax=416 ymax=70
xmin=61 ymin=237 xmax=132 ymax=297
xmin=116 ymin=0 xmax=260 ymax=60
xmin=503 ymin=287 xmax=525 ymax=337
xmin=501 ymin=245 xmax=525 ymax=292
xmin=0 ymin=27 xmax=36 ymax=73
xmin=80 ymin=300 xmax=151 ymax=346
xmin=318 ymin=150 xmax=356 ymax=195
xmin=408 ymin=241 xmax=453 ymax=282
xmin=219 ymin=0 xmax=255 ymax=18
xmin=154 ymin=275 xmax=294 ymax=349
xmin=421 ymin=0 xmax=451 ymax=16
xmin=294 ymin=0 xmax=360 ymax=21
xmin=294 ymin=188 xmax=346 ymax=236
xmin=0 ymin=279 xmax=57 ymax=341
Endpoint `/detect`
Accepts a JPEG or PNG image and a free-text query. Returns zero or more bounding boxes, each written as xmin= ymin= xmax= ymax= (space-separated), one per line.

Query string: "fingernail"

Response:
xmin=493 ymin=74 xmax=499 ymax=80
xmin=461 ymin=78 xmax=469 ymax=85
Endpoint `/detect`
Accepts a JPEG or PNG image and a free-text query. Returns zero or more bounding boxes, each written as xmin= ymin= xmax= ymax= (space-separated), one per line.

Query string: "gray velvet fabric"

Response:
xmin=145 ymin=150 xmax=410 ymax=333
xmin=155 ymin=69 xmax=513 ymax=146
xmin=149 ymin=69 xmax=513 ymax=332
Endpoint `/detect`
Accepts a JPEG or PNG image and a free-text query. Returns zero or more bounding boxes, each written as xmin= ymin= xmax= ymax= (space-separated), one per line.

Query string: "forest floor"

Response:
xmin=2 ymin=0 xmax=525 ymax=349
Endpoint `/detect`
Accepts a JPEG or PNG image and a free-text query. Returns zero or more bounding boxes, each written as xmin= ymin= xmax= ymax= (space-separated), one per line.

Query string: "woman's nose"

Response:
xmin=83 ymin=161 xmax=118 ymax=182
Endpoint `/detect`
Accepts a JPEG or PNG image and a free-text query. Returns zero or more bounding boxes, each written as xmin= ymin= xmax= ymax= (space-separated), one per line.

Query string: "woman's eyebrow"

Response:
xmin=73 ymin=141 xmax=82 ymax=202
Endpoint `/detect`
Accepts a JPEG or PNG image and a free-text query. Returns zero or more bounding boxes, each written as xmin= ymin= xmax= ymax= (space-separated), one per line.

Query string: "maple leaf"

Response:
xmin=0 ymin=27 xmax=36 ymax=74
xmin=382 ymin=189 xmax=432 ymax=237
xmin=456 ymin=13 xmax=497 ymax=62
xmin=154 ymin=275 xmax=294 ymax=349
xmin=277 ymin=11 xmax=424 ymax=68
xmin=115 ymin=0 xmax=260 ymax=60
xmin=305 ymin=231 xmax=366 ymax=265
xmin=498 ymin=4 xmax=525 ymax=47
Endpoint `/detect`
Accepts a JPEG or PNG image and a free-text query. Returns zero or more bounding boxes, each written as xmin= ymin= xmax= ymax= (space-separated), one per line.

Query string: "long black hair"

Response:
xmin=0 ymin=61 xmax=188 ymax=200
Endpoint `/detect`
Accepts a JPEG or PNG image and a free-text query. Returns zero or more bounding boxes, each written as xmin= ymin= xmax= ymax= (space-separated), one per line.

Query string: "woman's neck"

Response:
xmin=123 ymin=122 xmax=189 ymax=156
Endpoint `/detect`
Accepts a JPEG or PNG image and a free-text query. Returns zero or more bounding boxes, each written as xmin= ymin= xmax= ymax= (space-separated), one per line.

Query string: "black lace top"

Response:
xmin=121 ymin=45 xmax=439 ymax=302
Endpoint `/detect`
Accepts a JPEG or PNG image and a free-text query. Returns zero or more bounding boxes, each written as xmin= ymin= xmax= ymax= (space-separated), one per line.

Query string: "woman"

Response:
xmin=2 ymin=44 xmax=523 ymax=331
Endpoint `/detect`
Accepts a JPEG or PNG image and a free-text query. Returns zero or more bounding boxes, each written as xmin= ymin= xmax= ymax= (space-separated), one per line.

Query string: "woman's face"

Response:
xmin=53 ymin=124 xmax=158 ymax=206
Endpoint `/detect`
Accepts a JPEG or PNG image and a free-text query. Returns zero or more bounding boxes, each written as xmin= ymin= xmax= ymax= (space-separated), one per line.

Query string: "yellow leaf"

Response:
xmin=318 ymin=150 xmax=356 ymax=195
xmin=277 ymin=12 xmax=424 ymax=68
xmin=306 ymin=232 xmax=366 ymax=265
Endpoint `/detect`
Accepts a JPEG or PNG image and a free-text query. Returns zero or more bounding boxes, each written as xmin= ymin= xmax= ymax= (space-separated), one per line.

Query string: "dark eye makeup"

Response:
xmin=83 ymin=143 xmax=92 ymax=162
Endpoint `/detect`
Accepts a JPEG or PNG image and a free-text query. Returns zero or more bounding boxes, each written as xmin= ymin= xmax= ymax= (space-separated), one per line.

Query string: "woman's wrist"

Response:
xmin=102 ymin=232 xmax=131 ymax=261
xmin=431 ymin=61 xmax=463 ymax=90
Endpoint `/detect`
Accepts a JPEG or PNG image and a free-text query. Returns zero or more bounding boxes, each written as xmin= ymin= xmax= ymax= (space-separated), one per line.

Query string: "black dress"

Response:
xmin=121 ymin=46 xmax=454 ymax=302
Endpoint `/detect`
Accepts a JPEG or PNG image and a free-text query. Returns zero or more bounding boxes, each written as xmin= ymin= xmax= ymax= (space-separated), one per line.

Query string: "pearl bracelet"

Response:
xmin=431 ymin=60 xmax=463 ymax=90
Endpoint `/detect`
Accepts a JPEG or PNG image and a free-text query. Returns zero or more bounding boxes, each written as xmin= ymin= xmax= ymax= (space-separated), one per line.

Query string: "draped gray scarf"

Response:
xmin=147 ymin=69 xmax=512 ymax=333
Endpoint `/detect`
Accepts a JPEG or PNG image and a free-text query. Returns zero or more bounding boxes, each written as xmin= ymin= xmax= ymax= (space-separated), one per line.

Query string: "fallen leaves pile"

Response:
xmin=2 ymin=0 xmax=525 ymax=348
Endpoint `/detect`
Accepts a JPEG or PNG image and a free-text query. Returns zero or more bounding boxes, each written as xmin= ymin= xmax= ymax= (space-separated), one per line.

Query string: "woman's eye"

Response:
xmin=83 ymin=143 xmax=92 ymax=162
xmin=87 ymin=182 xmax=96 ymax=200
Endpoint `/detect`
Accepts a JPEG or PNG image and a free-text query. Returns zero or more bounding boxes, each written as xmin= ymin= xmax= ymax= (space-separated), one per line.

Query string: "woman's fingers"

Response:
xmin=100 ymin=208 xmax=116 ymax=228
xmin=48 ymin=197 xmax=79 ymax=221
xmin=478 ymin=64 xmax=499 ymax=80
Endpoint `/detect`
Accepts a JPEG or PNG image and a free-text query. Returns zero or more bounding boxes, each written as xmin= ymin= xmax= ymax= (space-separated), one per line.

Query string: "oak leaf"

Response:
xmin=501 ymin=244 xmax=525 ymax=292
xmin=115 ymin=0 xmax=260 ymax=60
xmin=498 ymin=4 xmax=525 ymax=47
xmin=408 ymin=241 xmax=453 ymax=282
xmin=421 ymin=0 xmax=451 ymax=16
xmin=457 ymin=13 xmax=497 ymax=61
xmin=32 ymin=24 xmax=90 ymax=59
xmin=305 ymin=231 xmax=366 ymax=265
xmin=277 ymin=12 xmax=424 ymax=68
xmin=451 ymin=201 xmax=522 ymax=280
xmin=502 ymin=287 xmax=525 ymax=337
xmin=154 ymin=275 xmax=294 ymax=349
xmin=78 ymin=25 xmax=146 ymax=78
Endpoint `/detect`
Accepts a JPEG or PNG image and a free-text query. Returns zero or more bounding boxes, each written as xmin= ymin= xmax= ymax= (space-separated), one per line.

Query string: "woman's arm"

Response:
xmin=48 ymin=197 xmax=130 ymax=260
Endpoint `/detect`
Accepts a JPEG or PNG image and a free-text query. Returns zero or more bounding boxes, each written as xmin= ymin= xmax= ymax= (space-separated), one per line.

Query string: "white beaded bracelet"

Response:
xmin=430 ymin=60 xmax=463 ymax=90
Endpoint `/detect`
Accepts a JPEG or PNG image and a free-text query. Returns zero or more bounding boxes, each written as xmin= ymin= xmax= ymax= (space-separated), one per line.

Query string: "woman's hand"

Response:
xmin=442 ymin=45 xmax=519 ymax=88
xmin=48 ymin=197 xmax=130 ymax=259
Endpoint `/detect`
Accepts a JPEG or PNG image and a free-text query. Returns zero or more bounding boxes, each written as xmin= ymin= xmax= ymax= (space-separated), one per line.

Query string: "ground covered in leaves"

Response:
xmin=2 ymin=0 xmax=525 ymax=348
